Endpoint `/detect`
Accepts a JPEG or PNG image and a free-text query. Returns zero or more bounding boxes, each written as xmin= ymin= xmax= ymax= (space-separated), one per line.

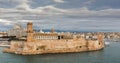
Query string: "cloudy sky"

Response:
xmin=0 ymin=0 xmax=120 ymax=31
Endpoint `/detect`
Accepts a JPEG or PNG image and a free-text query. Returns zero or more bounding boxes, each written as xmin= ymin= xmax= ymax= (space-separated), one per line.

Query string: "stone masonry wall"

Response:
xmin=4 ymin=38 xmax=104 ymax=55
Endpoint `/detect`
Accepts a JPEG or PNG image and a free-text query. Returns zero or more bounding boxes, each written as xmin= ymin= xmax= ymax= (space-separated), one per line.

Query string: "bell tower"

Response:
xmin=27 ymin=22 xmax=34 ymax=42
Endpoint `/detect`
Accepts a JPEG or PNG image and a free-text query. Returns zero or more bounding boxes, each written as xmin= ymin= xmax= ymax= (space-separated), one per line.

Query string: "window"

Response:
xmin=79 ymin=46 xmax=82 ymax=48
xmin=99 ymin=42 xmax=101 ymax=45
xmin=58 ymin=36 xmax=61 ymax=40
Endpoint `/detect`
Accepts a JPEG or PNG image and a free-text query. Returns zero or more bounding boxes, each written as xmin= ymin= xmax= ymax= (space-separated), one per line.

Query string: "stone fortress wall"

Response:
xmin=4 ymin=22 xmax=105 ymax=55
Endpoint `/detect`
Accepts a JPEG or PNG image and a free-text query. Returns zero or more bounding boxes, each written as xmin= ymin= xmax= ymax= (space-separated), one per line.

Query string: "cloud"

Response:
xmin=83 ymin=0 xmax=96 ymax=5
xmin=53 ymin=0 xmax=65 ymax=3
xmin=0 ymin=4 xmax=120 ymax=22
xmin=0 ymin=5 xmax=68 ymax=20
xmin=0 ymin=0 xmax=120 ymax=31
xmin=14 ymin=0 xmax=32 ymax=10
xmin=0 ymin=19 xmax=13 ymax=25
xmin=15 ymin=2 xmax=30 ymax=10
xmin=0 ymin=18 xmax=34 ymax=26
xmin=64 ymin=7 xmax=120 ymax=18
xmin=0 ymin=0 xmax=31 ymax=7
xmin=0 ymin=0 xmax=120 ymax=20
xmin=35 ymin=5 xmax=67 ymax=14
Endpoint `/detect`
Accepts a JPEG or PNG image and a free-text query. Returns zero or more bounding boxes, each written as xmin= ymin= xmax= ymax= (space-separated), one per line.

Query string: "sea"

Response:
xmin=0 ymin=41 xmax=120 ymax=63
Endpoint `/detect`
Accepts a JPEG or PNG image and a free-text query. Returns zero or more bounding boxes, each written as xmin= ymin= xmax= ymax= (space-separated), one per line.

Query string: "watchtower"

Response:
xmin=97 ymin=33 xmax=104 ymax=45
xmin=27 ymin=22 xmax=34 ymax=42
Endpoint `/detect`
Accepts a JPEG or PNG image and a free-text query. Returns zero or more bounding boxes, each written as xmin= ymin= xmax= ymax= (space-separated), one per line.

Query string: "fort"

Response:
xmin=3 ymin=22 xmax=105 ymax=55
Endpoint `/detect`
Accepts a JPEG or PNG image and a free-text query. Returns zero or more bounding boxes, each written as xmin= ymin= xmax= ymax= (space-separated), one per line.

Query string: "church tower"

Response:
xmin=27 ymin=22 xmax=34 ymax=42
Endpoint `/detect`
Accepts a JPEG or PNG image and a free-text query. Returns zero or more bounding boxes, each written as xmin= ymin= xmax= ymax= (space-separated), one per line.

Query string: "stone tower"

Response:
xmin=97 ymin=33 xmax=104 ymax=42
xmin=97 ymin=33 xmax=104 ymax=46
xmin=27 ymin=22 xmax=34 ymax=42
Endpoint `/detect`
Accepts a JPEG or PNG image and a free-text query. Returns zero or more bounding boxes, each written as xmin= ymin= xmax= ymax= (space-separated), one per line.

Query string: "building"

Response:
xmin=4 ymin=22 xmax=105 ymax=55
xmin=0 ymin=32 xmax=7 ymax=37
xmin=26 ymin=22 xmax=58 ymax=42
xmin=7 ymin=24 xmax=27 ymax=38
xmin=26 ymin=22 xmax=72 ymax=42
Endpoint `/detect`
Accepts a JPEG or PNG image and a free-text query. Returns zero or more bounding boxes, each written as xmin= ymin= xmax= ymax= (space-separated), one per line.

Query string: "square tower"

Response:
xmin=27 ymin=22 xmax=34 ymax=42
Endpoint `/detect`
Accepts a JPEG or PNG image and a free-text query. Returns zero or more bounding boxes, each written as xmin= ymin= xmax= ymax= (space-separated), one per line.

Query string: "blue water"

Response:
xmin=0 ymin=42 xmax=120 ymax=63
